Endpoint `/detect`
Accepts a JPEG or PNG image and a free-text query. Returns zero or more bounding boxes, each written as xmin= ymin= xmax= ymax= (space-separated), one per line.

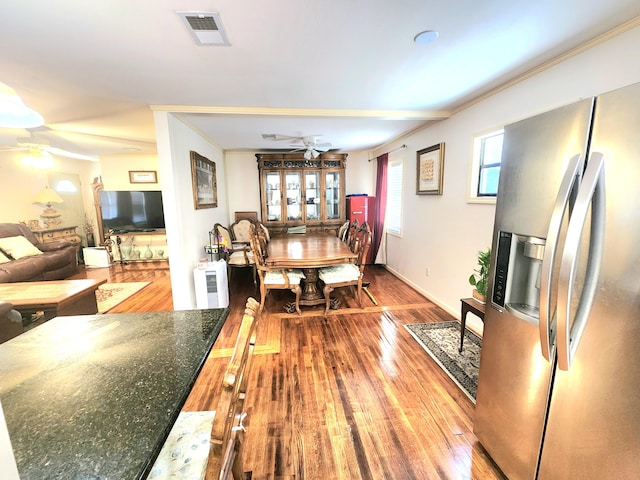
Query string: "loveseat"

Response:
xmin=0 ymin=223 xmax=79 ymax=283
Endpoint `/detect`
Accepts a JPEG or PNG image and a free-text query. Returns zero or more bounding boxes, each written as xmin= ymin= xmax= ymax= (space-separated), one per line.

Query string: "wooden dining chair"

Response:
xmin=318 ymin=223 xmax=372 ymax=316
xmin=248 ymin=224 xmax=305 ymax=315
xmin=337 ymin=220 xmax=350 ymax=242
xmin=214 ymin=223 xmax=256 ymax=286
xmin=254 ymin=222 xmax=270 ymax=258
xmin=148 ymin=298 xmax=260 ymax=480
xmin=208 ymin=297 xmax=260 ymax=480
xmin=230 ymin=219 xmax=254 ymax=244
xmin=345 ymin=219 xmax=359 ymax=251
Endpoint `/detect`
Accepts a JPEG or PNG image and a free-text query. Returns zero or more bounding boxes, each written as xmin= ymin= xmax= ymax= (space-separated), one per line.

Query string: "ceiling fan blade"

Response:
xmin=43 ymin=145 xmax=99 ymax=161
xmin=263 ymin=134 xmax=303 ymax=142
xmin=15 ymin=133 xmax=99 ymax=161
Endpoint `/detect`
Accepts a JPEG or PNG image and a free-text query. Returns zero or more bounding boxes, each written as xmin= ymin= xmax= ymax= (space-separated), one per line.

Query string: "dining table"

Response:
xmin=0 ymin=308 xmax=229 ymax=480
xmin=266 ymin=233 xmax=357 ymax=307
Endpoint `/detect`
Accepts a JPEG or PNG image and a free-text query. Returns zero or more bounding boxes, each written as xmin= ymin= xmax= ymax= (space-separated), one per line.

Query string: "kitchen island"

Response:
xmin=0 ymin=308 xmax=229 ymax=479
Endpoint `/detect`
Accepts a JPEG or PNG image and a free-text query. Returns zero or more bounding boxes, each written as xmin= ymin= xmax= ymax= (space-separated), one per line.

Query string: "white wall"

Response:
xmin=100 ymin=154 xmax=160 ymax=191
xmin=374 ymin=24 xmax=640 ymax=318
xmin=154 ymin=112 xmax=230 ymax=309
xmin=344 ymin=150 xmax=376 ymax=196
xmin=224 ymin=151 xmax=261 ymax=222
xmin=0 ymin=151 xmax=100 ymax=237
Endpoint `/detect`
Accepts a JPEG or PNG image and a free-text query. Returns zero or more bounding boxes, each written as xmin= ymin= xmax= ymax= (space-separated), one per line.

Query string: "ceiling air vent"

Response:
xmin=177 ymin=11 xmax=231 ymax=46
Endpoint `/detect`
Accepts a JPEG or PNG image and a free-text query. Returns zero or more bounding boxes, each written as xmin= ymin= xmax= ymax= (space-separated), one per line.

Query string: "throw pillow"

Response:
xmin=0 ymin=250 xmax=11 ymax=264
xmin=0 ymin=236 xmax=43 ymax=259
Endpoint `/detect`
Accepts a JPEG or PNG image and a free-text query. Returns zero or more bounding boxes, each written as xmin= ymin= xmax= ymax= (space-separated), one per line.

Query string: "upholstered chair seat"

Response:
xmin=318 ymin=263 xmax=360 ymax=283
xmin=228 ymin=249 xmax=254 ymax=266
xmin=264 ymin=268 xmax=305 ymax=286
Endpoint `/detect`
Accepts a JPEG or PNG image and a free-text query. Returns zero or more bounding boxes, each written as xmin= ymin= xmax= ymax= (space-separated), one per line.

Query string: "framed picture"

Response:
xmin=129 ymin=170 xmax=158 ymax=184
xmin=416 ymin=143 xmax=445 ymax=195
xmin=190 ymin=151 xmax=218 ymax=209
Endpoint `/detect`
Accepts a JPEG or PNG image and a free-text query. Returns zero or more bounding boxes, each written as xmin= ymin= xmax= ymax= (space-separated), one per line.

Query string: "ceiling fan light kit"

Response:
xmin=21 ymin=147 xmax=54 ymax=169
xmin=0 ymin=81 xmax=45 ymax=128
xmin=304 ymin=149 xmax=321 ymax=160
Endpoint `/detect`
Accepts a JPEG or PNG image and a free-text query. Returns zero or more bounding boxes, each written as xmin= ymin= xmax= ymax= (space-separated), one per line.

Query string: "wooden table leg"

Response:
xmin=459 ymin=298 xmax=486 ymax=352
xmin=460 ymin=303 xmax=468 ymax=352
xmin=298 ymin=268 xmax=325 ymax=306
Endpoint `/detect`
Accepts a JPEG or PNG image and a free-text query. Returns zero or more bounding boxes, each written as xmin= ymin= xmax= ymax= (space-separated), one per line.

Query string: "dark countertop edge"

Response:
xmin=138 ymin=307 xmax=230 ymax=479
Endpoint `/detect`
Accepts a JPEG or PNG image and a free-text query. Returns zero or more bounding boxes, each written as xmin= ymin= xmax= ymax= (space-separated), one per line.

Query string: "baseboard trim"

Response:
xmin=381 ymin=265 xmax=459 ymax=320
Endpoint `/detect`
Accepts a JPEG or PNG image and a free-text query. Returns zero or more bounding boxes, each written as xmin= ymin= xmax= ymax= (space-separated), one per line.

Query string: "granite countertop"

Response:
xmin=0 ymin=308 xmax=229 ymax=480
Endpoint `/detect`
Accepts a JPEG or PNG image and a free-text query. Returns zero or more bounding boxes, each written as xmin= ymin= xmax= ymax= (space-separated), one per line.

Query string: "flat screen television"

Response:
xmin=99 ymin=190 xmax=166 ymax=232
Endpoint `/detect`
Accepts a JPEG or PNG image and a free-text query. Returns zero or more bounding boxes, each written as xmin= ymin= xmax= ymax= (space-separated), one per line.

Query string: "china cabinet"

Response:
xmin=257 ymin=153 xmax=347 ymax=234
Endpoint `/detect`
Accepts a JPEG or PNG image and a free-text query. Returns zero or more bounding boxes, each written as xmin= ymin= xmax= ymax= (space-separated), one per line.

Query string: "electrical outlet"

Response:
xmin=425 ymin=267 xmax=430 ymax=277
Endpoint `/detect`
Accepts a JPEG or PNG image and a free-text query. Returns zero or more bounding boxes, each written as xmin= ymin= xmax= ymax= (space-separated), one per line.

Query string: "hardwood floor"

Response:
xmin=72 ymin=263 xmax=505 ymax=479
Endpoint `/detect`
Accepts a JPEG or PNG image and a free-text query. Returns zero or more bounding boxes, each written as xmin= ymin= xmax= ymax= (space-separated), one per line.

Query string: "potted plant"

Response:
xmin=469 ymin=247 xmax=491 ymax=303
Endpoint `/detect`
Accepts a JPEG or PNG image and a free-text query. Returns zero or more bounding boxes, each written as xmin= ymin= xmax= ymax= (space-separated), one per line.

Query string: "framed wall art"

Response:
xmin=416 ymin=143 xmax=445 ymax=195
xmin=129 ymin=170 xmax=157 ymax=184
xmin=190 ymin=151 xmax=218 ymax=209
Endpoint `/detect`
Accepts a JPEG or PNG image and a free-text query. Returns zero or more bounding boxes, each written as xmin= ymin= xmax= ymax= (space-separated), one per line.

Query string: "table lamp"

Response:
xmin=33 ymin=187 xmax=64 ymax=228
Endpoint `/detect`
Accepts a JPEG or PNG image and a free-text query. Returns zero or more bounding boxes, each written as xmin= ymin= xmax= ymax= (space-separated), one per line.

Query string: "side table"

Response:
xmin=31 ymin=225 xmax=82 ymax=247
xmin=460 ymin=297 xmax=485 ymax=352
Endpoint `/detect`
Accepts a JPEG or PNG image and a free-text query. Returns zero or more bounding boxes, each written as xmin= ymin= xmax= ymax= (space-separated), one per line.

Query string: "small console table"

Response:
xmin=460 ymin=297 xmax=485 ymax=352
xmin=30 ymin=225 xmax=81 ymax=248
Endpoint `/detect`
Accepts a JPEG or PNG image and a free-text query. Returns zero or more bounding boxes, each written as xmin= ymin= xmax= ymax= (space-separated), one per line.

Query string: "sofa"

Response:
xmin=0 ymin=300 xmax=23 ymax=344
xmin=0 ymin=223 xmax=79 ymax=283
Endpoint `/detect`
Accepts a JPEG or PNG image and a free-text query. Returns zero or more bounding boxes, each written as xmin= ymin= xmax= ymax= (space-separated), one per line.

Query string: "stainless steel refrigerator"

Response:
xmin=474 ymin=81 xmax=640 ymax=479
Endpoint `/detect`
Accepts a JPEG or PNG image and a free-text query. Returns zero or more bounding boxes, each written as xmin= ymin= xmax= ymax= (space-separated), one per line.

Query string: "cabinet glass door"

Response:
xmin=304 ymin=171 xmax=321 ymax=221
xmin=285 ymin=172 xmax=302 ymax=221
xmin=325 ymin=171 xmax=341 ymax=220
xmin=264 ymin=171 xmax=282 ymax=222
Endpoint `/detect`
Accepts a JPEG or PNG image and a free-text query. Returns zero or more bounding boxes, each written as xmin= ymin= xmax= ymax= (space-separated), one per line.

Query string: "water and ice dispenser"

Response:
xmin=492 ymin=231 xmax=545 ymax=323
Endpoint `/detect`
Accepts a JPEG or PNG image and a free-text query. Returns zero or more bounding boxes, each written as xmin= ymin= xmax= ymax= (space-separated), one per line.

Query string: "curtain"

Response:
xmin=371 ymin=152 xmax=388 ymax=264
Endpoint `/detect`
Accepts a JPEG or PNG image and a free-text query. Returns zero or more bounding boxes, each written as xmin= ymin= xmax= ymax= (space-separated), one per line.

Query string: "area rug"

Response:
xmin=95 ymin=282 xmax=150 ymax=313
xmin=404 ymin=321 xmax=481 ymax=402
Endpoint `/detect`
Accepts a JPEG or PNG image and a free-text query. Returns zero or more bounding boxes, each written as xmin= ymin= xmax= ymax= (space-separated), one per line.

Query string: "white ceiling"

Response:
xmin=0 ymin=0 xmax=638 ymax=159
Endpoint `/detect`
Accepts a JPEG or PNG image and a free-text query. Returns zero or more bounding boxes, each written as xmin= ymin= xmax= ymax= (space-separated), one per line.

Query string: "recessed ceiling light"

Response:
xmin=414 ymin=30 xmax=439 ymax=45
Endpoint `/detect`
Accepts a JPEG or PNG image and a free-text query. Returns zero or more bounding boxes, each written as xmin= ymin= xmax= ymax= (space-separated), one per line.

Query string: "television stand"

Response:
xmin=109 ymin=231 xmax=168 ymax=264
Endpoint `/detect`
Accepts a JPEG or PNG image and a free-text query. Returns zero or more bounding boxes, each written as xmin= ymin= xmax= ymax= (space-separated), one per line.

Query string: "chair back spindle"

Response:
xmin=209 ymin=297 xmax=260 ymax=480
xmin=346 ymin=219 xmax=359 ymax=251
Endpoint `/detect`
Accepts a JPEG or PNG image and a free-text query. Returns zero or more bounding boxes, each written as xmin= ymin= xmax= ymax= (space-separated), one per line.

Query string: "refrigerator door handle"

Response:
xmin=557 ymin=152 xmax=606 ymax=371
xmin=539 ymin=153 xmax=583 ymax=362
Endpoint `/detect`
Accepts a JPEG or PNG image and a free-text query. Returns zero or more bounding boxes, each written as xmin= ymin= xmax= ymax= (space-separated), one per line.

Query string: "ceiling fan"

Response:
xmin=262 ymin=134 xmax=332 ymax=159
xmin=0 ymin=132 xmax=99 ymax=162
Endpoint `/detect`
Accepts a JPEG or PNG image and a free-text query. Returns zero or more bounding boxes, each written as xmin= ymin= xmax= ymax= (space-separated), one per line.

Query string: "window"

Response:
xmin=385 ymin=159 xmax=403 ymax=235
xmin=469 ymin=129 xmax=503 ymax=202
